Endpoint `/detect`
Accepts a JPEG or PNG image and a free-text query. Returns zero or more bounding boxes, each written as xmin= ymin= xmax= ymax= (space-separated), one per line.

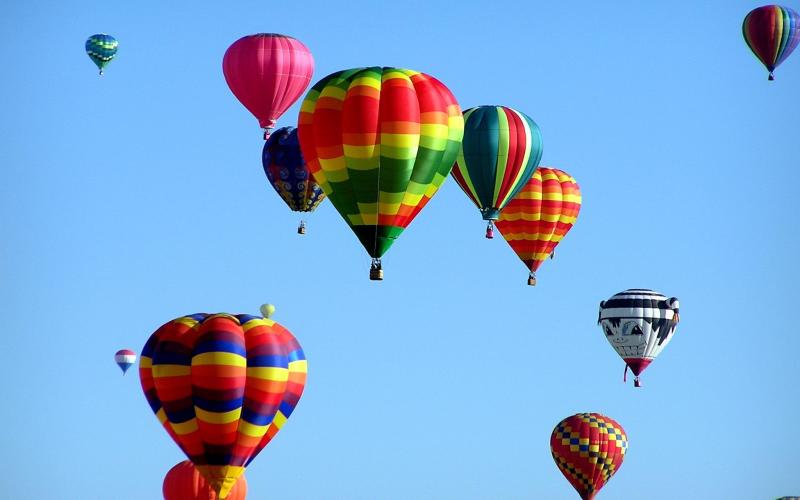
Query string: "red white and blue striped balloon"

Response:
xmin=114 ymin=349 xmax=136 ymax=374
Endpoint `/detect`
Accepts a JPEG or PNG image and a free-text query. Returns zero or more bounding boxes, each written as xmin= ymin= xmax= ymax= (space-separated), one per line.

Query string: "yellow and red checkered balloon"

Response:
xmin=550 ymin=413 xmax=627 ymax=500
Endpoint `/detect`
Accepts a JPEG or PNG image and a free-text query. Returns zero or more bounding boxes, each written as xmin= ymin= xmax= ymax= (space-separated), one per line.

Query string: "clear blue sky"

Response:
xmin=2 ymin=1 xmax=798 ymax=498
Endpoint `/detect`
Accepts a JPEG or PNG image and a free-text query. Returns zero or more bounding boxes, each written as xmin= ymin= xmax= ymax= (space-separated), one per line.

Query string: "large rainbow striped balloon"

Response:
xmin=298 ymin=67 xmax=463 ymax=276
xmin=742 ymin=5 xmax=800 ymax=80
xmin=494 ymin=167 xmax=581 ymax=285
xmin=451 ymin=105 xmax=542 ymax=237
xmin=140 ymin=313 xmax=307 ymax=499
xmin=550 ymin=413 xmax=628 ymax=500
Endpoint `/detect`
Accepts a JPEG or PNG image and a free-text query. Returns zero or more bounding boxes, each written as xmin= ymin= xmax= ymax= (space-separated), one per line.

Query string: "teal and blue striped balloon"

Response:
xmin=85 ymin=34 xmax=118 ymax=75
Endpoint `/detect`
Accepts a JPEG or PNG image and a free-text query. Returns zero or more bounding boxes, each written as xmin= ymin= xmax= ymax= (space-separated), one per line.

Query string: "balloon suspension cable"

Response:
xmin=297 ymin=219 xmax=306 ymax=235
xmin=370 ymin=258 xmax=383 ymax=281
xmin=768 ymin=72 xmax=775 ymax=81
xmin=550 ymin=250 xmax=555 ymax=260
xmin=623 ymin=364 xmax=628 ymax=383
xmin=527 ymin=272 xmax=536 ymax=286
xmin=370 ymin=151 xmax=383 ymax=280
xmin=485 ymin=221 xmax=494 ymax=239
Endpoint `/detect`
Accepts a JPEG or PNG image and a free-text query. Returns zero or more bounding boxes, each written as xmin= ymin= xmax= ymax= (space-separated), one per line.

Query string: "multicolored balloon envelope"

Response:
xmin=742 ymin=5 xmax=800 ymax=80
xmin=550 ymin=412 xmax=628 ymax=500
xmin=163 ymin=460 xmax=247 ymax=500
xmin=450 ymin=105 xmax=542 ymax=238
xmin=494 ymin=167 xmax=581 ymax=285
xmin=139 ymin=312 xmax=307 ymax=499
xmin=223 ymin=34 xmax=314 ymax=138
xmin=85 ymin=34 xmax=118 ymax=75
xmin=114 ymin=349 xmax=136 ymax=374
xmin=262 ymin=126 xmax=325 ymax=233
xmin=598 ymin=289 xmax=680 ymax=387
xmin=298 ymin=66 xmax=464 ymax=279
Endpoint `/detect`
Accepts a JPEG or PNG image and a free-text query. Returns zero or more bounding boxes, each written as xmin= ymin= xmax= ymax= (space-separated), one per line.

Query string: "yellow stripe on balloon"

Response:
xmin=237 ymin=420 xmax=269 ymax=438
xmin=195 ymin=407 xmax=242 ymax=424
xmin=343 ymin=145 xmax=379 ymax=162
xmin=152 ymin=364 xmax=191 ymax=377
xmin=192 ymin=352 xmax=247 ymax=367
xmin=289 ymin=359 xmax=308 ymax=373
xmin=351 ymin=75 xmax=382 ymax=91
xmin=271 ymin=411 xmax=288 ymax=429
xmin=246 ymin=366 xmax=289 ymax=381
xmin=140 ymin=357 xmax=152 ymax=368
xmin=170 ymin=419 xmax=199 ymax=435
xmin=242 ymin=318 xmax=274 ymax=331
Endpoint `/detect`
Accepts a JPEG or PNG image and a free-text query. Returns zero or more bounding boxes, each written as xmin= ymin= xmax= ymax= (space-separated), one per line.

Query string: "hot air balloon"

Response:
xmin=298 ymin=67 xmax=464 ymax=280
xmin=450 ymin=105 xmax=542 ymax=239
xmin=114 ymin=349 xmax=136 ymax=374
xmin=223 ymin=34 xmax=314 ymax=139
xmin=743 ymin=5 xmax=800 ymax=80
xmin=140 ymin=311 xmax=307 ymax=499
xmin=262 ymin=126 xmax=325 ymax=234
xmin=259 ymin=303 xmax=276 ymax=319
xmin=494 ymin=167 xmax=580 ymax=286
xmin=85 ymin=34 xmax=118 ymax=75
xmin=551 ymin=412 xmax=627 ymax=500
xmin=163 ymin=461 xmax=247 ymax=500
xmin=598 ymin=289 xmax=680 ymax=387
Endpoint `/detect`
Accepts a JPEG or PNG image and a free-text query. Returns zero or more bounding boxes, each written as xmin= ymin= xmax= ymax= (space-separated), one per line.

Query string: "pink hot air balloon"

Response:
xmin=222 ymin=34 xmax=314 ymax=139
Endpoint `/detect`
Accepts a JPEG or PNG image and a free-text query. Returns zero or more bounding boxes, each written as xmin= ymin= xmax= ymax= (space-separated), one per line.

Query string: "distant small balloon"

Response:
xmin=114 ymin=349 xmax=136 ymax=374
xmin=85 ymin=34 xmax=118 ymax=75
xmin=260 ymin=303 xmax=276 ymax=318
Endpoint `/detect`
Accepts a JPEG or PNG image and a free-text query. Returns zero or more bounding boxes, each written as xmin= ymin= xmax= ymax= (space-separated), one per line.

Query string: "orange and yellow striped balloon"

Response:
xmin=494 ymin=167 xmax=581 ymax=285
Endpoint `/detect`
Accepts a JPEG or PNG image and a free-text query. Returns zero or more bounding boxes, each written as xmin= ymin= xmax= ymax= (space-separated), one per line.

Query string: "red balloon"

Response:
xmin=222 ymin=34 xmax=314 ymax=135
xmin=163 ymin=461 xmax=247 ymax=500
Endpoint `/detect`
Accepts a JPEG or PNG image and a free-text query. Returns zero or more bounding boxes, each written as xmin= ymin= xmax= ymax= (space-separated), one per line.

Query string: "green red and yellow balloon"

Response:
xmin=298 ymin=66 xmax=463 ymax=279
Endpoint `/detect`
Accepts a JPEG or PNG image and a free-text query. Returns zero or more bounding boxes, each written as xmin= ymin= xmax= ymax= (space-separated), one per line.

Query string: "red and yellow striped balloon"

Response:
xmin=140 ymin=313 xmax=306 ymax=499
xmin=495 ymin=167 xmax=581 ymax=285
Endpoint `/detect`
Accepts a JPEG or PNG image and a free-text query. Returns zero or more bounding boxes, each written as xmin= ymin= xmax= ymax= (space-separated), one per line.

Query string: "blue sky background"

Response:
xmin=2 ymin=1 xmax=799 ymax=498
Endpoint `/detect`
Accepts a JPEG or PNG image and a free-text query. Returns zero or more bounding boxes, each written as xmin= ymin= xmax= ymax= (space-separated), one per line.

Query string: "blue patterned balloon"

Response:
xmin=263 ymin=127 xmax=325 ymax=214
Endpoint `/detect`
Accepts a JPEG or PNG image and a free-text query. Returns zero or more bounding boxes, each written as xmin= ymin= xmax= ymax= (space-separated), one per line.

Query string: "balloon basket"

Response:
xmin=485 ymin=221 xmax=494 ymax=239
xmin=633 ymin=377 xmax=642 ymax=388
xmin=768 ymin=73 xmax=775 ymax=81
xmin=527 ymin=274 xmax=536 ymax=286
xmin=369 ymin=259 xmax=383 ymax=281
xmin=297 ymin=222 xmax=306 ymax=235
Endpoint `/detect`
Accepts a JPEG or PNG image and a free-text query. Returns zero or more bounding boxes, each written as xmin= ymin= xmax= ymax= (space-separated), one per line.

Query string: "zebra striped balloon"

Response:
xmin=598 ymin=289 xmax=680 ymax=387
